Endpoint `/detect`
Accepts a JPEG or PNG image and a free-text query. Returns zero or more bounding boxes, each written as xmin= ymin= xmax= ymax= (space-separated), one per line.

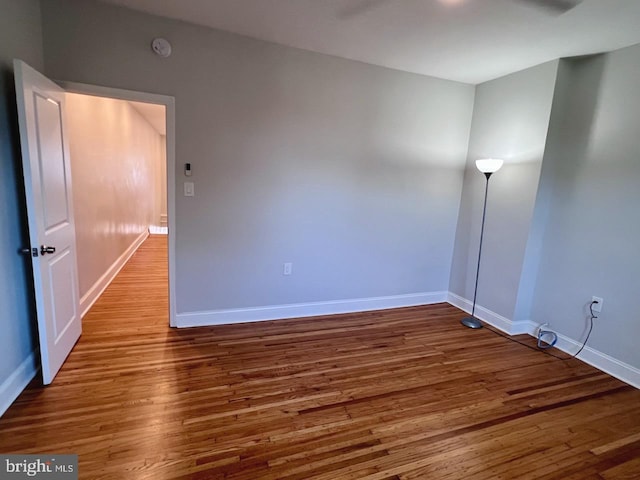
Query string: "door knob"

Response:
xmin=20 ymin=247 xmax=38 ymax=257
xmin=40 ymin=245 xmax=56 ymax=255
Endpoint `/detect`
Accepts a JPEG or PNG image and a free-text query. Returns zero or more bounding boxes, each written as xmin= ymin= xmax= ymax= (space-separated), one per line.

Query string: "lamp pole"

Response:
xmin=461 ymin=159 xmax=503 ymax=329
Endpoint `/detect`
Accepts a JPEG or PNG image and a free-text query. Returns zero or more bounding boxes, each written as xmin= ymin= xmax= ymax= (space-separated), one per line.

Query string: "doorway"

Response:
xmin=14 ymin=62 xmax=176 ymax=385
xmin=64 ymin=92 xmax=169 ymax=321
xmin=61 ymin=81 xmax=177 ymax=328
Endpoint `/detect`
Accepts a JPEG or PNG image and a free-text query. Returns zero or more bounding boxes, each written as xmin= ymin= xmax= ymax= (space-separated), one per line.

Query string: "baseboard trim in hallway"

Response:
xmin=149 ymin=225 xmax=168 ymax=235
xmin=79 ymin=229 xmax=149 ymax=318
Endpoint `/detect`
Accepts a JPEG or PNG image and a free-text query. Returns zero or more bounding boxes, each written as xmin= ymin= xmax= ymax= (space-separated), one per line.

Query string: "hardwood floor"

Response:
xmin=1 ymin=235 xmax=639 ymax=479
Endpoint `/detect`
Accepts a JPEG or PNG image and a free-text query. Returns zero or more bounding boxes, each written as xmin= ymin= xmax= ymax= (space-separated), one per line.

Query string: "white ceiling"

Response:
xmin=102 ymin=0 xmax=640 ymax=84
xmin=129 ymin=101 xmax=166 ymax=135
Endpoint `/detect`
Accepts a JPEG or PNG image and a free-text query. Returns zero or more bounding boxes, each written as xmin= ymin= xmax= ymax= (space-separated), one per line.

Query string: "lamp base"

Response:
xmin=461 ymin=317 xmax=483 ymax=329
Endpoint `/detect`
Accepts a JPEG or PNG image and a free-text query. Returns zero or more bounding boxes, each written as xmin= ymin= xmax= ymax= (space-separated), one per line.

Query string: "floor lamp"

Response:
xmin=461 ymin=158 xmax=504 ymax=329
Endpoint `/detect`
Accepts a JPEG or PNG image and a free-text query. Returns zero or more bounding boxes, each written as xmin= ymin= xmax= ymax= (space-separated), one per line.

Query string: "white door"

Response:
xmin=14 ymin=60 xmax=81 ymax=385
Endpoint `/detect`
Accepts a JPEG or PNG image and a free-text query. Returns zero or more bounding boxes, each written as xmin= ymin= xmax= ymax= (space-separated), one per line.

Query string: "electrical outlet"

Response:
xmin=283 ymin=262 xmax=293 ymax=276
xmin=591 ymin=296 xmax=603 ymax=313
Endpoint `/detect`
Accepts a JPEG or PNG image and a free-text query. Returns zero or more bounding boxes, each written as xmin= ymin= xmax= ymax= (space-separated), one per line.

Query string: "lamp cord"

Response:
xmin=480 ymin=301 xmax=598 ymax=361
xmin=572 ymin=301 xmax=597 ymax=358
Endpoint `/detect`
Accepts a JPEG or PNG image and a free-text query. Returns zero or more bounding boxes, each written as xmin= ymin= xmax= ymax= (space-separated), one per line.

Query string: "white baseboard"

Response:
xmin=446 ymin=292 xmax=639 ymax=389
xmin=176 ymin=291 xmax=448 ymax=328
xmin=79 ymin=230 xmax=149 ymax=318
xmin=446 ymin=292 xmax=536 ymax=335
xmin=149 ymin=225 xmax=168 ymax=235
xmin=531 ymin=327 xmax=640 ymax=389
xmin=0 ymin=351 xmax=39 ymax=418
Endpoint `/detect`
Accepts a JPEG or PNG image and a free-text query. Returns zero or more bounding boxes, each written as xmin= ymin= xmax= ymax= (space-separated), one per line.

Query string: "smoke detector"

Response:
xmin=151 ymin=38 xmax=172 ymax=58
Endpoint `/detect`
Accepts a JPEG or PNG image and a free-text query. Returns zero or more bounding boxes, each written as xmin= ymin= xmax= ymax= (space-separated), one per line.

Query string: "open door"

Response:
xmin=14 ymin=60 xmax=81 ymax=385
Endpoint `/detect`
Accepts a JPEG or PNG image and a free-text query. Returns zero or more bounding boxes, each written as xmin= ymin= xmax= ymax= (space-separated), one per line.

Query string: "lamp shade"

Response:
xmin=475 ymin=158 xmax=504 ymax=174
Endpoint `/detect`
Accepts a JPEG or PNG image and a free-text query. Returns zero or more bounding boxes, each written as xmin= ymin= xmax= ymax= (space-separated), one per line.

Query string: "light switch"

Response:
xmin=184 ymin=182 xmax=194 ymax=197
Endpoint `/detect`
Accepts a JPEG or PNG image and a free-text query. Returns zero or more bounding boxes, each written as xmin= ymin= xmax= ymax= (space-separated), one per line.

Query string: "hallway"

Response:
xmin=1 ymin=235 xmax=639 ymax=479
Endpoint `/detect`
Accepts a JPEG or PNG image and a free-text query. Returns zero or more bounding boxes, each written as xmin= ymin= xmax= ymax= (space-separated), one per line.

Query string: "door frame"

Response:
xmin=59 ymin=81 xmax=177 ymax=327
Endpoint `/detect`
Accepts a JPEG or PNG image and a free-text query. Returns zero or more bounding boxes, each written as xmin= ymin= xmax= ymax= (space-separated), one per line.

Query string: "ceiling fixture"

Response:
xmin=513 ymin=0 xmax=582 ymax=13
xmin=339 ymin=0 xmax=583 ymax=19
xmin=338 ymin=0 xmax=390 ymax=19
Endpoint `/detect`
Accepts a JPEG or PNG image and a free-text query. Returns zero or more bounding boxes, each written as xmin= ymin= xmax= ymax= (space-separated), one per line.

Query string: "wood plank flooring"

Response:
xmin=1 ymin=235 xmax=639 ymax=479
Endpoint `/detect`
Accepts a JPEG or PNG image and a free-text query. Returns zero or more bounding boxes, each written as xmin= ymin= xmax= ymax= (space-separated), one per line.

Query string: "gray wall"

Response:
xmin=531 ymin=46 xmax=640 ymax=367
xmin=41 ymin=0 xmax=475 ymax=313
xmin=0 ymin=0 xmax=42 ymax=401
xmin=449 ymin=61 xmax=558 ymax=320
